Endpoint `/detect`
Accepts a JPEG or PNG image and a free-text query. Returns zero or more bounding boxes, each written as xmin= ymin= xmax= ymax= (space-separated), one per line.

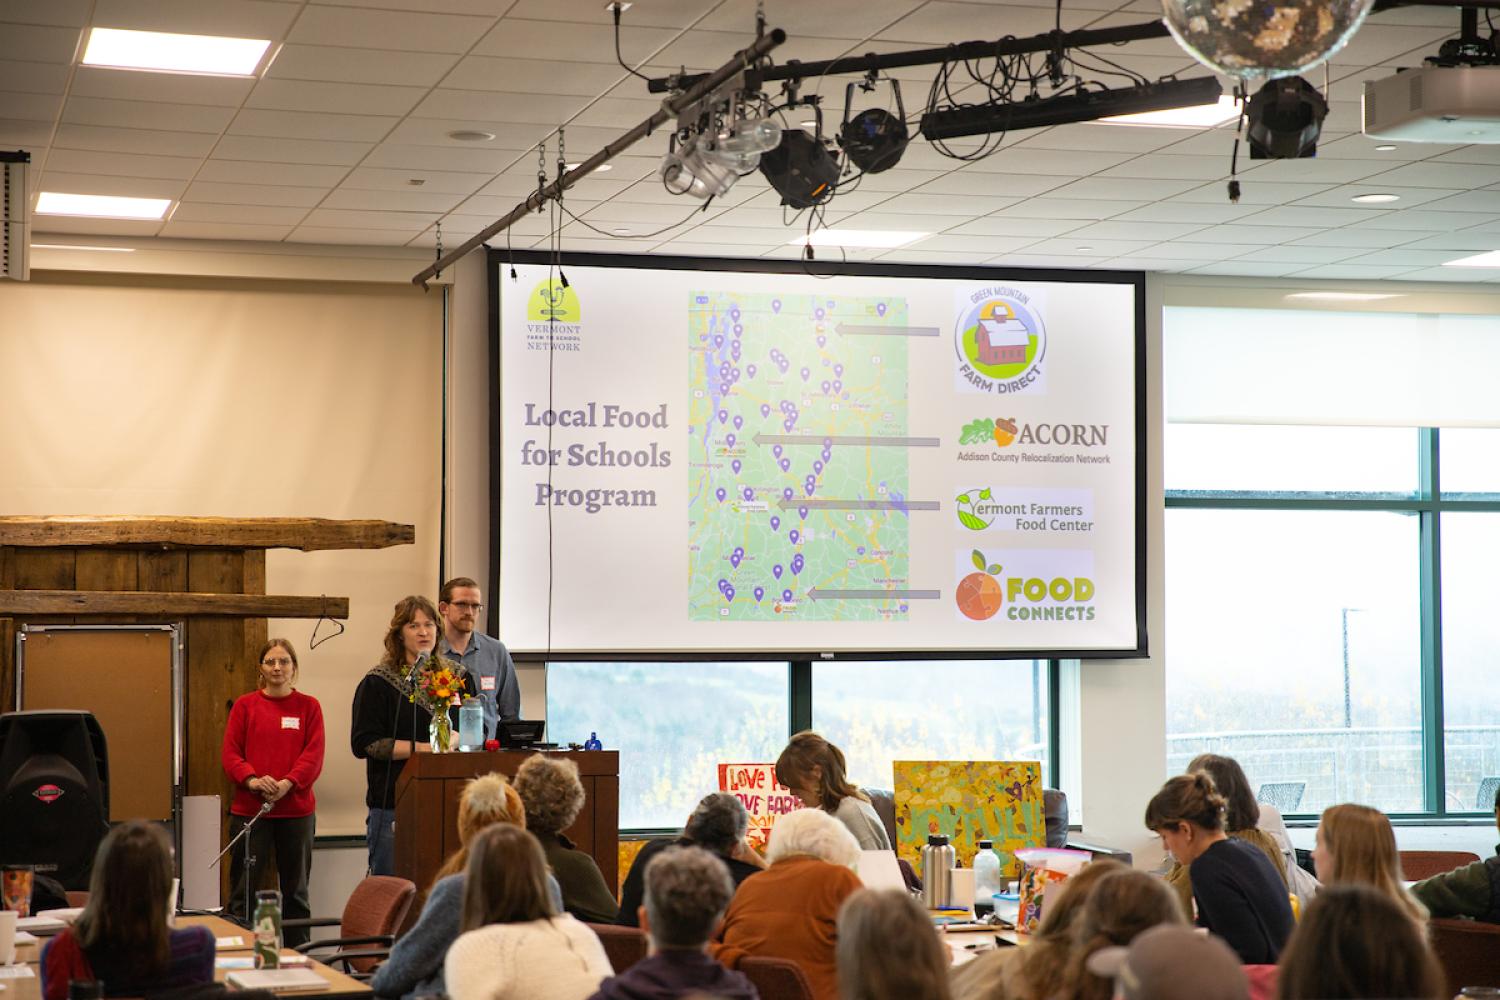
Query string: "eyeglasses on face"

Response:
xmin=262 ymin=657 xmax=293 ymax=668
xmin=449 ymin=601 xmax=483 ymax=612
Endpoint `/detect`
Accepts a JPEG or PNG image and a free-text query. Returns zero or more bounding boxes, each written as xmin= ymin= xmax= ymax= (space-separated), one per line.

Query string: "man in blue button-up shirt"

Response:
xmin=437 ymin=577 xmax=520 ymax=740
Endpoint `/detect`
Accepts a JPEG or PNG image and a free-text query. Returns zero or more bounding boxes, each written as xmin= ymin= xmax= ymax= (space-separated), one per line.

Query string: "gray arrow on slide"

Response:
xmin=807 ymin=588 xmax=942 ymax=601
xmin=776 ymin=498 xmax=940 ymax=512
xmin=751 ymin=432 xmax=940 ymax=448
xmin=835 ymin=323 xmax=941 ymax=338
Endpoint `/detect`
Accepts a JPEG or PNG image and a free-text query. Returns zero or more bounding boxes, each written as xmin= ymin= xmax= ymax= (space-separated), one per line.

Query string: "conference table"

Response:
xmin=7 ymin=914 xmax=371 ymax=999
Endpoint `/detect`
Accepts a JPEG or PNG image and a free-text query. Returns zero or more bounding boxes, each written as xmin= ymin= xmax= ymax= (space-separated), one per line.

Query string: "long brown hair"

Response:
xmin=1010 ymin=858 xmax=1124 ymax=1000
xmin=1187 ymin=754 xmax=1260 ymax=832
xmin=836 ymin=889 xmax=953 ymax=1000
xmin=775 ymin=731 xmax=866 ymax=811
xmin=1277 ymin=884 xmax=1444 ymax=1000
xmin=460 ymin=825 xmax=555 ymax=932
xmin=1317 ymin=803 xmax=1427 ymax=925
xmin=257 ymin=638 xmax=299 ymax=687
xmin=1144 ymin=771 xmax=1226 ymax=833
xmin=381 ymin=595 xmax=438 ymax=669
xmin=1064 ymin=868 xmax=1186 ymax=1000
xmin=432 ymin=773 xmax=526 ymax=885
xmin=73 ymin=821 xmax=175 ymax=982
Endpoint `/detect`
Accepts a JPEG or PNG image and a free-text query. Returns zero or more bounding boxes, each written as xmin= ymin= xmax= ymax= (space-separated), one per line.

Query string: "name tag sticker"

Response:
xmin=480 ymin=676 xmax=497 ymax=691
xmin=450 ymin=694 xmax=462 ymax=707
xmin=280 ymin=716 xmax=300 ymax=730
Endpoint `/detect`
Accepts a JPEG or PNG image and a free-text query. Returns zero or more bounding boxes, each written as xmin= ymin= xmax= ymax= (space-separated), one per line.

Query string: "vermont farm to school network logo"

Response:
xmin=525 ymin=277 xmax=583 ymax=351
xmin=954 ymin=286 xmax=1045 ymax=396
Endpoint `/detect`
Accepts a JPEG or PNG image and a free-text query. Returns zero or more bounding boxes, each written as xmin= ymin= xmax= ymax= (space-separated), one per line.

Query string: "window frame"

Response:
xmin=1167 ymin=427 xmax=1498 ymax=822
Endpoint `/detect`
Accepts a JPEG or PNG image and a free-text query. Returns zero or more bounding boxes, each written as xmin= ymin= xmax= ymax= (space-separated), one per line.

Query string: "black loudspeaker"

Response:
xmin=0 ymin=711 xmax=110 ymax=889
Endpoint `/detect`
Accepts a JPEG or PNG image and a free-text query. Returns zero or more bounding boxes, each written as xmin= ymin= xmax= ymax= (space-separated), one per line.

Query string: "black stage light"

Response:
xmin=1246 ymin=76 xmax=1328 ymax=158
xmin=920 ymin=76 xmax=1223 ymax=140
xmin=759 ymin=129 xmax=841 ymax=209
xmin=839 ymin=78 xmax=909 ymax=173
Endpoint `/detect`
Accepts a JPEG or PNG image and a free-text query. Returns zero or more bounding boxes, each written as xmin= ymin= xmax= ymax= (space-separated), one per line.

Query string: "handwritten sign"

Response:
xmin=893 ymin=760 xmax=1045 ymax=878
xmin=717 ymin=762 xmax=802 ymax=850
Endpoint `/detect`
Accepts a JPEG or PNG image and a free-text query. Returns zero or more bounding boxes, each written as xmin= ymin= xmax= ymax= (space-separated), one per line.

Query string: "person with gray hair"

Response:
xmin=617 ymin=792 xmax=767 ymax=927
xmin=587 ymin=847 xmax=756 ymax=1000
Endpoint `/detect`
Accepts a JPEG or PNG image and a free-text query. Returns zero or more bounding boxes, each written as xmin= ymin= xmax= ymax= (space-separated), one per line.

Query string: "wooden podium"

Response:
xmin=393 ymin=750 xmax=620 ymax=897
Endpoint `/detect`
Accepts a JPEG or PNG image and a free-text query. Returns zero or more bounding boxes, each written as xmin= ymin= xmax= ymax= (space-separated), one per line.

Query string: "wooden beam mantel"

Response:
xmin=0 ymin=589 xmax=350 ymax=618
xmin=0 ymin=516 xmax=414 ymax=551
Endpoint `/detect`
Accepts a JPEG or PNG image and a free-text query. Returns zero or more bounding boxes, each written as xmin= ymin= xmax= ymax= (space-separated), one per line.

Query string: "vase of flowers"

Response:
xmin=409 ymin=656 xmax=465 ymax=753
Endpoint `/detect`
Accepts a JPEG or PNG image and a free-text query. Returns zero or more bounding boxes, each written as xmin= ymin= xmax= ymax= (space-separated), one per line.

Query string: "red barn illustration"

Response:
xmin=976 ymin=308 xmax=1029 ymax=365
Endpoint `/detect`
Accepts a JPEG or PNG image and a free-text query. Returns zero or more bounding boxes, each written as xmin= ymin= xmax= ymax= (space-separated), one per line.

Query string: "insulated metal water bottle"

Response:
xmin=920 ymin=834 xmax=956 ymax=909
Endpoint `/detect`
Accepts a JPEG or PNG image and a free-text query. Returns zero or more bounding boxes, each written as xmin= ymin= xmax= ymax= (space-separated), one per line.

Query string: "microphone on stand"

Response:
xmin=256 ymin=798 xmax=274 ymax=816
xmin=407 ymin=649 xmax=430 ymax=683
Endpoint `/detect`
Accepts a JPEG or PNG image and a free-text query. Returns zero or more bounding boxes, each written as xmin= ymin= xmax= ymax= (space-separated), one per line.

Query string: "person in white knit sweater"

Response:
xmin=444 ymin=824 xmax=612 ymax=1000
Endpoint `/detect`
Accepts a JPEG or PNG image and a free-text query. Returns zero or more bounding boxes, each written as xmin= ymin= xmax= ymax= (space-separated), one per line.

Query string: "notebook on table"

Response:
xmin=224 ymin=968 xmax=329 ymax=992
xmin=856 ymin=850 xmax=908 ymax=893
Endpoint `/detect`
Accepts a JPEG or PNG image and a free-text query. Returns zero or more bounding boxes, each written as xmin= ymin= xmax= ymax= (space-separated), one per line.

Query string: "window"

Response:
xmin=1440 ymin=513 xmax=1500 ymax=811
xmin=546 ymin=661 xmax=789 ymax=829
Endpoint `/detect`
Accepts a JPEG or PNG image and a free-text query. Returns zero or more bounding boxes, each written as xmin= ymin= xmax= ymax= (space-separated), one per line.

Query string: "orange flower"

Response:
xmin=436 ymin=688 xmax=451 ymax=699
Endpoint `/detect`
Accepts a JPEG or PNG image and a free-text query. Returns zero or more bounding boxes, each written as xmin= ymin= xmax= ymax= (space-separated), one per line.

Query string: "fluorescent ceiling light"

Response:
xmin=83 ymin=27 xmax=271 ymax=76
xmin=1351 ymin=193 xmax=1399 ymax=203
xmin=792 ymin=229 xmax=928 ymax=249
xmin=1443 ymin=250 xmax=1500 ymax=268
xmin=36 ymin=192 xmax=171 ymax=220
xmin=1285 ymin=291 xmax=1402 ymax=301
xmin=1099 ymin=94 xmax=1239 ymax=128
xmin=30 ymin=243 xmax=136 ymax=252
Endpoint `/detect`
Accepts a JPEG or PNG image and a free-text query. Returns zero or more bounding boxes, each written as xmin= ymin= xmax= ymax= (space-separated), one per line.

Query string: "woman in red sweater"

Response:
xmin=221 ymin=638 xmax=325 ymax=945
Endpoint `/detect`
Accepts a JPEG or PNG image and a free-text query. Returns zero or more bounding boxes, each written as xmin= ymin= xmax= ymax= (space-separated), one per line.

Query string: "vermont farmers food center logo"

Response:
xmin=954 ymin=287 xmax=1045 ymax=396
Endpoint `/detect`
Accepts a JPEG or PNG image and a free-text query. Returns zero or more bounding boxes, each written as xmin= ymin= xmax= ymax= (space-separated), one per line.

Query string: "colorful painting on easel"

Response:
xmin=892 ymin=760 xmax=1045 ymax=877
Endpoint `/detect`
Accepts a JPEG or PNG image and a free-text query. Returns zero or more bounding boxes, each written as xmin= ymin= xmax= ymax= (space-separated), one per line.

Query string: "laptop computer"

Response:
xmin=496 ymin=719 xmax=547 ymax=749
xmin=225 ymin=968 xmax=329 ymax=992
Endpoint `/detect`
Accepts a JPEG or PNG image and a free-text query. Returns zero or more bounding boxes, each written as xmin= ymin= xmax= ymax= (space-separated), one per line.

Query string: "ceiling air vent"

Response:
xmin=2 ymin=151 xmax=29 ymax=282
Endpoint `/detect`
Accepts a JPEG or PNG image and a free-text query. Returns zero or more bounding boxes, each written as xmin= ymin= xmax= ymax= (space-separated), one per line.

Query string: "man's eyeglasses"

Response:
xmin=450 ymin=601 xmax=484 ymax=612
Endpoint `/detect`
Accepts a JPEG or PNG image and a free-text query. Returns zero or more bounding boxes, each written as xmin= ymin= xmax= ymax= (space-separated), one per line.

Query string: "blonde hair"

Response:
xmin=1318 ymin=804 xmax=1427 ymax=926
xmin=1008 ymin=859 xmax=1125 ymax=1000
xmin=837 ymin=889 xmax=953 ymax=1000
xmin=1064 ymin=868 xmax=1186 ymax=1000
xmin=432 ymin=773 xmax=526 ymax=884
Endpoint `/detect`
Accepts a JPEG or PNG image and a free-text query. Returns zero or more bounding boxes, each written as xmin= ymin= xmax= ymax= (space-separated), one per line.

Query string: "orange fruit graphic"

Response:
xmin=993 ymin=417 xmax=1018 ymax=447
xmin=956 ymin=571 xmax=1003 ymax=620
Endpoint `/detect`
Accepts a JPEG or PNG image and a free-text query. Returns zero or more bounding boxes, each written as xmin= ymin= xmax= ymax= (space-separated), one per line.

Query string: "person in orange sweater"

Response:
xmin=711 ymin=806 xmax=863 ymax=1000
xmin=221 ymin=637 xmax=325 ymax=945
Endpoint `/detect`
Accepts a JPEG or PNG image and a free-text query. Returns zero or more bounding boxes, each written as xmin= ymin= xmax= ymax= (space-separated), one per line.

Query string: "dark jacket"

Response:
xmin=541 ymin=831 xmax=621 ymax=924
xmin=587 ymin=949 xmax=757 ymax=1000
xmin=1412 ymin=845 xmax=1500 ymax=922
xmin=617 ymin=837 xmax=762 ymax=926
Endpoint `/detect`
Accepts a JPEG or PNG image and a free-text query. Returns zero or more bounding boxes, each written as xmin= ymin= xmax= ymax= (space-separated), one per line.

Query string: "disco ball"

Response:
xmin=1160 ymin=0 xmax=1375 ymax=81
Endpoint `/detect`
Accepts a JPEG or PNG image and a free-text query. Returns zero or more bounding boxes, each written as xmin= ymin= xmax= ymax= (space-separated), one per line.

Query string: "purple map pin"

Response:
xmin=718 ymin=409 xmax=728 ymax=424
xmin=734 ymin=324 xmax=743 ymax=335
xmin=714 ymin=335 xmax=724 ymax=348
xmin=783 ymin=487 xmax=794 ymax=500
xmin=760 ymin=404 xmax=771 ymax=417
xmin=817 ymin=336 xmax=826 ymax=348
xmin=732 ymin=460 xmax=742 ymax=474
xmin=754 ymin=587 xmax=765 ymax=601
xmin=834 ymin=364 xmax=844 ymax=376
xmin=779 ymin=458 xmax=790 ymax=472
xmin=820 ymin=380 xmax=830 ymax=394
xmin=772 ymin=299 xmax=781 ymax=313
xmin=791 ymin=554 xmax=804 ymax=574
xmin=798 ymin=506 xmax=809 ymax=520
xmin=813 ymin=461 xmax=823 ymax=474
xmin=719 ymin=383 xmax=728 ymax=394
xmin=876 ymin=302 xmax=887 ymax=317
xmin=832 ymin=380 xmax=842 ymax=394
xmin=783 ymin=589 xmax=794 ymax=601
xmin=747 ymin=364 xmax=757 ymax=378
xmin=815 ymin=308 xmax=825 ymax=319
xmin=783 ymin=419 xmax=794 ymax=431
xmin=730 ymin=549 xmax=743 ymax=568
xmin=725 ymin=584 xmax=736 ymax=601
xmin=800 ymin=367 xmax=810 ymax=381
xmin=772 ymin=564 xmax=783 ymax=579
xmin=715 ymin=488 xmax=727 ymax=502
xmin=773 ymin=445 xmax=783 ymax=458
xmin=789 ymin=529 xmax=800 ymax=544
xmin=718 ymin=578 xmax=729 ymax=593
xmin=857 ymin=546 xmax=866 ymax=555
xmin=770 ymin=516 xmax=780 ymax=530
xmin=726 ymin=433 xmax=737 ymax=447
xmin=743 ymin=487 xmax=754 ymax=500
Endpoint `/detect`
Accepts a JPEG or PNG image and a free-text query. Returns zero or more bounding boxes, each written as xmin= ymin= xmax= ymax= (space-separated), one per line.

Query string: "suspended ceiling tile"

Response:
xmin=1290 ymin=263 xmax=1421 ymax=280
xmin=1103 ymin=257 xmax=1204 ymax=271
xmin=323 ymin=186 xmax=468 ymax=212
xmin=229 ymin=108 xmax=399 ymax=141
xmin=32 ymin=216 xmax=163 ymax=236
xmin=1289 ymin=186 xmax=1463 ymax=211
xmin=45 ymin=148 xmax=202 ymax=180
xmin=1340 ymin=247 xmax=1476 ymax=266
xmin=184 ymin=180 xmax=331 ymax=207
xmin=412 ymin=89 xmax=591 ymax=124
xmin=1110 ymin=202 xmax=1261 ymax=225
xmin=1345 ymin=208 xmax=1498 ymax=231
xmin=1171 ymin=180 xmax=1333 ymax=205
xmin=384 ymin=116 xmax=552 ymax=148
xmin=567 ymin=95 xmax=663 ymax=129
xmin=1 ymin=0 xmax=90 ymax=27
xmin=1430 ymin=146 xmax=1500 ymax=166
xmin=290 ymin=6 xmax=497 ymax=53
xmin=196 ymin=159 xmax=351 ymax=187
xmin=1395 ymin=266 xmax=1500 ymax=282
xmin=61 ymin=96 xmax=237 ymax=133
xmin=1064 ymin=220 xmax=1207 ymax=242
xmin=650 ymin=30 xmax=864 ymax=70
xmin=1230 ymin=245 xmax=1365 ymax=265
xmin=508 ymin=0 xmax=717 ymax=29
xmin=877 ymin=249 xmax=991 ymax=264
xmin=91 ymin=0 xmax=301 ymax=39
xmin=1096 ymin=155 xmax=1225 ymax=182
xmin=1238 ymin=157 xmax=1393 ymax=185
xmin=1287 ymin=228 xmax=1437 ymax=249
xmin=364 ymin=142 xmax=524 ymax=172
xmin=1362 ymin=161 xmax=1500 ymax=190
xmin=341 ymin=166 xmax=492 ymax=195
xmin=959 ymin=148 xmax=1133 ymax=176
xmin=0 ymin=59 xmax=72 ymax=95
xmin=1328 ymin=23 xmax=1453 ymax=66
xmin=1002 ymin=197 xmax=1146 ymax=219
xmin=441 ymin=56 xmax=628 ymax=96
xmin=267 ymin=45 xmax=460 ymax=87
xmin=1020 ymin=122 xmax=1199 ymax=154
xmin=1022 ymin=237 xmax=1157 ymax=256
xmin=577 ymin=201 xmax=715 ymax=225
xmin=948 ymin=216 xmax=1087 ymax=238
xmin=472 ymin=19 xmax=681 ymax=63
xmin=875 ymin=192 xmax=1020 ymax=216
xmin=680 ymin=225 xmax=795 ymax=246
xmin=246 ymin=79 xmax=428 ymax=116
xmin=1175 ymin=223 xmax=1321 ymax=244
xmin=696 ymin=0 xmax=928 ymax=36
xmin=1042 ymin=175 xmax=1204 ymax=201
xmin=909 ymin=234 xmax=1038 ymax=254
xmin=312 ymin=0 xmax=518 ymax=14
xmin=68 ymin=66 xmax=255 ymax=107
xmin=1313 ymin=134 xmax=1444 ymax=161
xmin=1399 ymin=231 xmax=1500 ymax=252
xmin=987 ymin=252 xmax=1110 ymax=268
xmin=1420 ymin=191 xmax=1500 ymax=214
xmin=158 ymin=220 xmax=296 ymax=240
xmin=0 ymin=90 xmax=63 ymax=121
xmin=1187 ymin=260 xmax=1303 ymax=276
xmin=0 ymin=24 xmax=83 ymax=63
xmin=877 ymin=2 xmax=1075 ymax=44
xmin=287 ymin=225 xmax=430 ymax=244
xmin=212 ymin=134 xmax=373 ymax=165
xmin=171 ymin=202 xmax=312 ymax=224
xmin=915 ymin=172 xmax=1064 ymax=197
xmin=1235 ymin=205 xmax=1397 ymax=228
xmin=53 ymin=122 xmax=219 ymax=156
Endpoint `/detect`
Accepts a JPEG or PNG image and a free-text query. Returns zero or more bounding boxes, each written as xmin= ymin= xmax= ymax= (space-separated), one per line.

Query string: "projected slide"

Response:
xmin=495 ymin=254 xmax=1142 ymax=657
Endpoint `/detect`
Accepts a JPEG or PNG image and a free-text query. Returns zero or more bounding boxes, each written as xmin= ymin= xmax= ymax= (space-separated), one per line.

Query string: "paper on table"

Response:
xmin=217 ymin=936 xmax=246 ymax=948
xmin=0 ymin=967 xmax=35 ymax=980
xmin=13 ymin=932 xmax=36 ymax=945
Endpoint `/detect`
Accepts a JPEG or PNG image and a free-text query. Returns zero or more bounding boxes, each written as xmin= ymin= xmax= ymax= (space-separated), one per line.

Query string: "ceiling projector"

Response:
xmin=1363 ymin=65 xmax=1500 ymax=143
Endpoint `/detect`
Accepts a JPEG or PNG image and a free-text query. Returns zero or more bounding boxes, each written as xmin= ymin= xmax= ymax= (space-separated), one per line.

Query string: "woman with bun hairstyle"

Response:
xmin=1312 ymin=803 xmax=1427 ymax=929
xmin=371 ymin=773 xmax=563 ymax=1000
xmin=775 ymin=731 xmax=891 ymax=850
xmin=1162 ymin=754 xmax=1288 ymax=919
xmin=1144 ymin=772 xmax=1293 ymax=964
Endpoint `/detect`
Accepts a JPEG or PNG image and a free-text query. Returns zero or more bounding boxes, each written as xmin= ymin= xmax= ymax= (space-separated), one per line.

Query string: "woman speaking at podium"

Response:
xmin=220 ymin=637 xmax=325 ymax=945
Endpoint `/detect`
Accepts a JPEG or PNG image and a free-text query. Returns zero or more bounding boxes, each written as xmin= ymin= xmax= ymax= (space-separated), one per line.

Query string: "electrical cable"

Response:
xmin=612 ymin=3 xmax=651 ymax=83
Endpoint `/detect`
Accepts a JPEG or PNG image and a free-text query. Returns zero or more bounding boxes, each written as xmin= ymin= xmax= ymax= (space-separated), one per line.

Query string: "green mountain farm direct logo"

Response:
xmin=956 ymin=488 xmax=996 ymax=530
xmin=528 ymin=278 xmax=581 ymax=323
xmin=954 ymin=287 xmax=1046 ymax=396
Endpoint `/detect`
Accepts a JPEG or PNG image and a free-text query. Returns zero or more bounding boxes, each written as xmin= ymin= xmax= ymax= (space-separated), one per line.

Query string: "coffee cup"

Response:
xmin=0 ymin=909 xmax=17 ymax=965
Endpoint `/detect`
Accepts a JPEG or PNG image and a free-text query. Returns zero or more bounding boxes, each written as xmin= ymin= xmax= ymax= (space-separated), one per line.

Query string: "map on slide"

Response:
xmin=688 ymin=290 xmax=923 ymax=622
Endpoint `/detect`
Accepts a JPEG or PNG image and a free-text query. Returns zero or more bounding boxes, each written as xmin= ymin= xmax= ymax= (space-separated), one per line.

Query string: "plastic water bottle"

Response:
xmin=458 ymin=698 xmax=484 ymax=751
xmin=583 ymin=731 xmax=602 ymax=751
xmin=253 ymin=889 xmax=282 ymax=969
xmin=973 ymin=839 xmax=1001 ymax=916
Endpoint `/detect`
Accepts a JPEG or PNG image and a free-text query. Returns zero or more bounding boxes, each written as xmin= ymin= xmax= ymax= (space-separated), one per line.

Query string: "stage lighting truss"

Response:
xmin=658 ymin=77 xmax=783 ymax=200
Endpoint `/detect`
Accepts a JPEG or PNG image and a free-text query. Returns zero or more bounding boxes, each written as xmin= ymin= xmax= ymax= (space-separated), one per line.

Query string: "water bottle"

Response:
xmin=252 ymin=889 xmax=283 ymax=969
xmin=583 ymin=731 xmax=602 ymax=751
xmin=920 ymin=835 xmax=956 ymax=909
xmin=973 ymin=839 xmax=1001 ymax=916
xmin=458 ymin=697 xmax=484 ymax=751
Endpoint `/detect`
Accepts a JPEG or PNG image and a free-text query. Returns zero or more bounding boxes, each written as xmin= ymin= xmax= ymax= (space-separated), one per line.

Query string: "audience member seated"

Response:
xmin=1164 ymin=756 xmax=1288 ymax=918
xmin=618 ymin=792 xmax=766 ymax=928
xmin=515 ymin=753 xmax=621 ymax=923
xmin=775 ymin=731 xmax=891 ymax=850
xmin=712 ymin=806 xmax=863 ymax=1000
xmin=1255 ymin=799 xmax=1320 ymax=903
xmin=41 ymin=821 xmax=215 ymax=1000
xmin=373 ymin=773 xmax=561 ymax=1000
xmin=1145 ymin=773 xmax=1293 ymax=964
xmin=1311 ymin=803 xmax=1427 ymax=930
xmin=1412 ymin=782 xmax=1500 ymax=921
xmin=444 ymin=825 xmax=612 ymax=1000
xmin=950 ymin=859 xmax=1125 ymax=1000
xmin=1276 ymin=884 xmax=1444 ymax=1000
xmin=1063 ymin=868 xmax=1186 ymax=1000
xmin=589 ymin=846 xmax=755 ymax=1000
xmin=836 ymin=888 xmax=952 ymax=1000
xmin=1087 ymin=924 xmax=1248 ymax=1000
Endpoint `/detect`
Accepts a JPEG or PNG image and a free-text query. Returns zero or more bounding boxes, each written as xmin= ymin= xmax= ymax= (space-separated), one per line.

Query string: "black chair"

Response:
xmin=1476 ymin=776 xmax=1500 ymax=811
xmin=1256 ymin=781 xmax=1305 ymax=813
